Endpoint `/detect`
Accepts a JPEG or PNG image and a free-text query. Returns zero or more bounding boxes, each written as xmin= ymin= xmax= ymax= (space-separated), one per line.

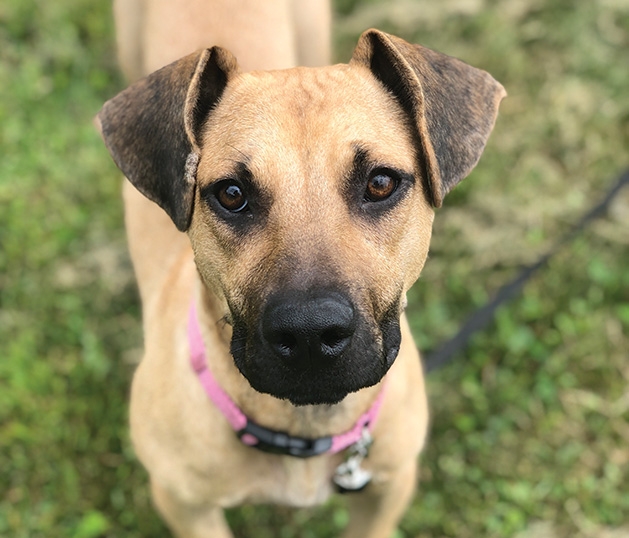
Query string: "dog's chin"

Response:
xmin=231 ymin=342 xmax=401 ymax=406
xmin=265 ymin=385 xmax=352 ymax=407
xmin=235 ymin=363 xmax=389 ymax=406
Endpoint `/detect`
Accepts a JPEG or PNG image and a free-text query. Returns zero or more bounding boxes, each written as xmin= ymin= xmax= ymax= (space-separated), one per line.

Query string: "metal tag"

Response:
xmin=333 ymin=428 xmax=373 ymax=493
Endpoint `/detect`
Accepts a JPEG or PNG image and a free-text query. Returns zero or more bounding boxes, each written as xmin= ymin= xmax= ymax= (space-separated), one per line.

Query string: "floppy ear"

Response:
xmin=96 ymin=47 xmax=239 ymax=231
xmin=351 ymin=29 xmax=506 ymax=207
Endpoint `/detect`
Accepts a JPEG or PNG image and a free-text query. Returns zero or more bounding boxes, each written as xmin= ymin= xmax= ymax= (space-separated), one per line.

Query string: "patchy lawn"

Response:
xmin=1 ymin=0 xmax=628 ymax=536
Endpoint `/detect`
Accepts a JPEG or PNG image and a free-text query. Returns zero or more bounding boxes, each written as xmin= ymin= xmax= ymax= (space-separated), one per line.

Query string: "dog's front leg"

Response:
xmin=151 ymin=480 xmax=233 ymax=538
xmin=343 ymin=459 xmax=418 ymax=538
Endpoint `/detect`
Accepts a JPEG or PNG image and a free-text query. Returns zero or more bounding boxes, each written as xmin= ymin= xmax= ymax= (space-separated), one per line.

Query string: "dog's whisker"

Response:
xmin=217 ymin=313 xmax=232 ymax=327
xmin=225 ymin=143 xmax=249 ymax=162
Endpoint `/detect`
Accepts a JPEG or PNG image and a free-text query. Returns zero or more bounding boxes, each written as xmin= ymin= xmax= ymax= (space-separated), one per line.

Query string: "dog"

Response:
xmin=96 ymin=1 xmax=505 ymax=536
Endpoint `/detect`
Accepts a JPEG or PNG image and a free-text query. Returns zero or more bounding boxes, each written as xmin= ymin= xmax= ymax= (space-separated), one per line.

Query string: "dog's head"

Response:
xmin=98 ymin=30 xmax=505 ymax=405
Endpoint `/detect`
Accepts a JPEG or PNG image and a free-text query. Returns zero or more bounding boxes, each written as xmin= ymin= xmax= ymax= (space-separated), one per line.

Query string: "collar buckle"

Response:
xmin=238 ymin=420 xmax=333 ymax=458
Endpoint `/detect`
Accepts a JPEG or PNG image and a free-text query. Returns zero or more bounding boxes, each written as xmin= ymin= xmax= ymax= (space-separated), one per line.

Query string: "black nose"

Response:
xmin=261 ymin=291 xmax=356 ymax=366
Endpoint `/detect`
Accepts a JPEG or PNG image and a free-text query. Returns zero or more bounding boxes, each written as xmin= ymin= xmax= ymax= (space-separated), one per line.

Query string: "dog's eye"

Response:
xmin=364 ymin=172 xmax=398 ymax=202
xmin=215 ymin=181 xmax=248 ymax=213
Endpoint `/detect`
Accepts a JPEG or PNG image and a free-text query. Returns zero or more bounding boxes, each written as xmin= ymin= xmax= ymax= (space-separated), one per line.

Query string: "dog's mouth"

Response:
xmin=229 ymin=290 xmax=401 ymax=406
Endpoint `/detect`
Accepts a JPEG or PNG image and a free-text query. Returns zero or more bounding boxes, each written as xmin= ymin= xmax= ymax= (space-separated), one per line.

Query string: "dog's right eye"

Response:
xmin=215 ymin=181 xmax=249 ymax=213
xmin=364 ymin=172 xmax=398 ymax=202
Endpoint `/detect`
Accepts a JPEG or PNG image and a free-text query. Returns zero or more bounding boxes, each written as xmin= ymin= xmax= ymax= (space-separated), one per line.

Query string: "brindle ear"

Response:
xmin=96 ymin=47 xmax=239 ymax=231
xmin=351 ymin=29 xmax=506 ymax=207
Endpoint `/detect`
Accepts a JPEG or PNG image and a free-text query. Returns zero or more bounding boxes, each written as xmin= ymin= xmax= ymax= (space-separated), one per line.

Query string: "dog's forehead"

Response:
xmin=198 ymin=64 xmax=416 ymax=184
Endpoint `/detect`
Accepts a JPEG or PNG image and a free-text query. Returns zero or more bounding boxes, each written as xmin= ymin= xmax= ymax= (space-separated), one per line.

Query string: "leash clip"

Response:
xmin=333 ymin=427 xmax=373 ymax=493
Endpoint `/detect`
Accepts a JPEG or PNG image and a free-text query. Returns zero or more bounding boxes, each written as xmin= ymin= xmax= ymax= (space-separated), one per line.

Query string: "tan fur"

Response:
xmin=103 ymin=2 xmax=504 ymax=537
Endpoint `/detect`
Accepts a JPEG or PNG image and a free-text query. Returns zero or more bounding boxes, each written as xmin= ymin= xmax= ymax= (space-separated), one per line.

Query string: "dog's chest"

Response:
xmin=222 ymin=454 xmax=337 ymax=508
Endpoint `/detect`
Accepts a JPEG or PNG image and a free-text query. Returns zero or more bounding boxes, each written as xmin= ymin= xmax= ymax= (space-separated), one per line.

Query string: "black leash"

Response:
xmin=424 ymin=168 xmax=629 ymax=373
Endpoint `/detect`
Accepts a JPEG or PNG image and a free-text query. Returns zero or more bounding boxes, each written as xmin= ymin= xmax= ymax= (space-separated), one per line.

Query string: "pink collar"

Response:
xmin=188 ymin=300 xmax=384 ymax=458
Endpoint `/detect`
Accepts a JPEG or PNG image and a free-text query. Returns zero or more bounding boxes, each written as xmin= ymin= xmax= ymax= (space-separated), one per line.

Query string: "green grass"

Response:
xmin=1 ymin=0 xmax=628 ymax=536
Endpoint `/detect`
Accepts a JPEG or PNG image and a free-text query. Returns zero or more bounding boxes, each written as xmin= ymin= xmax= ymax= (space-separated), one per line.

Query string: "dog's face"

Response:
xmin=189 ymin=66 xmax=433 ymax=404
xmin=98 ymin=30 xmax=505 ymax=405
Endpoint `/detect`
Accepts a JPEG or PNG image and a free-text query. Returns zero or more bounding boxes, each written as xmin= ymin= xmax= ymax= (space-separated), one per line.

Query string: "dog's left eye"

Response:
xmin=364 ymin=171 xmax=398 ymax=202
xmin=215 ymin=181 xmax=249 ymax=213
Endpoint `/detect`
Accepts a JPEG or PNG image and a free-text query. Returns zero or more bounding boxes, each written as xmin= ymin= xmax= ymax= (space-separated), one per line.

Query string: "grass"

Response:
xmin=1 ymin=0 xmax=628 ymax=536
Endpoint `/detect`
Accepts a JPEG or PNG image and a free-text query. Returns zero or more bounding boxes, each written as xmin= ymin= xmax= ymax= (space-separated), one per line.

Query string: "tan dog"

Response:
xmin=97 ymin=1 xmax=505 ymax=536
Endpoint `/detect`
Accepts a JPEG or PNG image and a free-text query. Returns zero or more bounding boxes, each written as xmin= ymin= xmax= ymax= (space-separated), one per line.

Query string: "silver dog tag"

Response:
xmin=333 ymin=454 xmax=372 ymax=492
xmin=333 ymin=428 xmax=373 ymax=493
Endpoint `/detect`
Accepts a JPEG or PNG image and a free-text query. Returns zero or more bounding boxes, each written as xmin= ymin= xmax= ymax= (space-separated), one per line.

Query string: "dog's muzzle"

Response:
xmin=230 ymin=288 xmax=401 ymax=406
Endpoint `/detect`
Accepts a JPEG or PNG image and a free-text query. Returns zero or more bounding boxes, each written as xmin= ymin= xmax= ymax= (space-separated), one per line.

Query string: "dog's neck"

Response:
xmin=195 ymin=279 xmax=385 ymax=440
